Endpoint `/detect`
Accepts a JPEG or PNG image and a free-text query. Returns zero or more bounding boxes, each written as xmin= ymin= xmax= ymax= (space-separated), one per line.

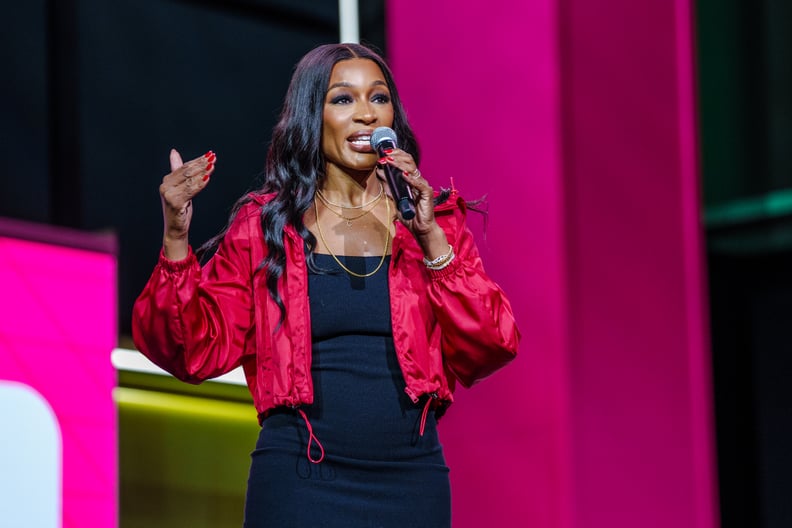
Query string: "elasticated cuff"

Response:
xmin=157 ymin=246 xmax=198 ymax=272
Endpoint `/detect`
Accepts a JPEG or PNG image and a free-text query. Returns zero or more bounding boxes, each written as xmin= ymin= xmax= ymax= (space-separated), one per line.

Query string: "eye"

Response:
xmin=329 ymin=94 xmax=353 ymax=104
xmin=372 ymin=93 xmax=391 ymax=104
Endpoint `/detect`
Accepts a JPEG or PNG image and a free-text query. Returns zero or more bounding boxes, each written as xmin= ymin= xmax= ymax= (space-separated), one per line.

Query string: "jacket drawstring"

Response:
xmin=419 ymin=393 xmax=438 ymax=437
xmin=295 ymin=393 xmax=436 ymax=461
xmin=297 ymin=408 xmax=325 ymax=464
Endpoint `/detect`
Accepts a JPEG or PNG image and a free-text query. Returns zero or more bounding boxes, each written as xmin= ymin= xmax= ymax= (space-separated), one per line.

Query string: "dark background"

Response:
xmin=2 ymin=1 xmax=791 ymax=526
xmin=698 ymin=0 xmax=792 ymax=526
xmin=0 ymin=0 xmax=386 ymax=341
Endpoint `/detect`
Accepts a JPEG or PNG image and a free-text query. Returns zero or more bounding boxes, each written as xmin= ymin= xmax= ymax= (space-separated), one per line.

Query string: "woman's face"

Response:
xmin=322 ymin=58 xmax=394 ymax=177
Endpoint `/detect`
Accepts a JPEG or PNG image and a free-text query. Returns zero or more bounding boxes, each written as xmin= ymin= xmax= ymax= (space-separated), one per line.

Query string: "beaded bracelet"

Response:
xmin=423 ymin=244 xmax=455 ymax=270
xmin=427 ymin=252 xmax=455 ymax=270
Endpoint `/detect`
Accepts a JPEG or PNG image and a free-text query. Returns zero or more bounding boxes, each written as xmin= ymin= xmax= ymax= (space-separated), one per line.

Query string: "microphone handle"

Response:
xmin=377 ymin=141 xmax=416 ymax=220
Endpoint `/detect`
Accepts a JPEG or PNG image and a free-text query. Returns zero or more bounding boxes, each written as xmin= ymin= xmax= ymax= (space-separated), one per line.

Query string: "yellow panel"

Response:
xmin=117 ymin=387 xmax=261 ymax=528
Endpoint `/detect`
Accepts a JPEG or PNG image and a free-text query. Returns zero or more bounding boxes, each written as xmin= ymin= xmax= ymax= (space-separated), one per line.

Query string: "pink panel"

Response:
xmin=560 ymin=0 xmax=718 ymax=526
xmin=0 ymin=222 xmax=117 ymax=528
xmin=388 ymin=2 xmax=571 ymax=527
xmin=388 ymin=1 xmax=717 ymax=527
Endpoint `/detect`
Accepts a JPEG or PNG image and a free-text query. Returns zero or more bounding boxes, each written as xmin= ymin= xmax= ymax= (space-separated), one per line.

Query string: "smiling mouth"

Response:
xmin=349 ymin=135 xmax=372 ymax=148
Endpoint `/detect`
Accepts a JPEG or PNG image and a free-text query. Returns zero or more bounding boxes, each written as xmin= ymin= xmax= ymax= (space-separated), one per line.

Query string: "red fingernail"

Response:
xmin=207 ymin=153 xmax=216 ymax=162
xmin=378 ymin=157 xmax=387 ymax=164
xmin=383 ymin=148 xmax=393 ymax=154
xmin=204 ymin=151 xmax=214 ymax=159
xmin=206 ymin=164 xmax=214 ymax=173
xmin=403 ymin=171 xmax=410 ymax=176
xmin=203 ymin=174 xmax=210 ymax=182
xmin=387 ymin=156 xmax=395 ymax=161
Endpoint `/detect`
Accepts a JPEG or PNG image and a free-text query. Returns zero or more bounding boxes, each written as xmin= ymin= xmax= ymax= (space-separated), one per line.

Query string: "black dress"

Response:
xmin=243 ymin=253 xmax=451 ymax=528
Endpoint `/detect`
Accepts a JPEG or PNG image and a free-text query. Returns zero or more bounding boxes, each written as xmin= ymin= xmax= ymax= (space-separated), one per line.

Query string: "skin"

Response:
xmin=160 ymin=149 xmax=214 ymax=261
xmin=159 ymin=57 xmax=448 ymax=262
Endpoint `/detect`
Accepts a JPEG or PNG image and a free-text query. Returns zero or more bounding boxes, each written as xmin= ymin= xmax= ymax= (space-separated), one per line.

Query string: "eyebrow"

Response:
xmin=327 ymin=80 xmax=388 ymax=91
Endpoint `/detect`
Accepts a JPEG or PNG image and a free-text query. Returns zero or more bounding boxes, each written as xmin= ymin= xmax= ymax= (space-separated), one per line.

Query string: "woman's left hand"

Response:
xmin=376 ymin=149 xmax=450 ymax=260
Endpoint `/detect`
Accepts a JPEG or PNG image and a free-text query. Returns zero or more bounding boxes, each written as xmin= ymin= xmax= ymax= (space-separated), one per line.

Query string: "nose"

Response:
xmin=354 ymin=101 xmax=377 ymax=125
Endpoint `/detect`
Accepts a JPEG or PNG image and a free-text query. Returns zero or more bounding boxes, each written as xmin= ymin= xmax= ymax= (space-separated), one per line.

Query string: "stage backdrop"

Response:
xmin=387 ymin=0 xmax=719 ymax=527
xmin=0 ymin=219 xmax=117 ymax=527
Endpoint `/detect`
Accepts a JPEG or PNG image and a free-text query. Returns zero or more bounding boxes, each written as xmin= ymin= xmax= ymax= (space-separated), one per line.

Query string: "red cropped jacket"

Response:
xmin=132 ymin=191 xmax=520 ymax=420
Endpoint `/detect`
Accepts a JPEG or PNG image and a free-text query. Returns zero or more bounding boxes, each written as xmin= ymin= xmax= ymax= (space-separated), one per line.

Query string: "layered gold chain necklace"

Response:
xmin=315 ymin=182 xmax=384 ymax=227
xmin=313 ymin=192 xmax=391 ymax=278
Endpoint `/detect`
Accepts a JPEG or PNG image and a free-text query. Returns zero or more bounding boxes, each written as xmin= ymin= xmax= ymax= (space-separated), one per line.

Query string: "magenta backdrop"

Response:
xmin=0 ymin=221 xmax=118 ymax=527
xmin=387 ymin=1 xmax=718 ymax=527
xmin=388 ymin=1 xmax=571 ymax=526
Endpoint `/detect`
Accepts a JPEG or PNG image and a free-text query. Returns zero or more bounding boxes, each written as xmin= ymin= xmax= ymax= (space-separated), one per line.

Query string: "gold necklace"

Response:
xmin=316 ymin=190 xmax=383 ymax=227
xmin=315 ymin=182 xmax=384 ymax=209
xmin=313 ymin=196 xmax=390 ymax=278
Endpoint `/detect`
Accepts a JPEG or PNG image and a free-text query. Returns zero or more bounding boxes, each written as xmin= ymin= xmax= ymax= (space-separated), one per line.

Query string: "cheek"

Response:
xmin=379 ymin=105 xmax=395 ymax=127
xmin=322 ymin=113 xmax=344 ymax=145
xmin=320 ymin=116 xmax=336 ymax=154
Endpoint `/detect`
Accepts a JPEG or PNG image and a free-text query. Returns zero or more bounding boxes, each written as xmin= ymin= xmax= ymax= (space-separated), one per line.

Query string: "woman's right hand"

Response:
xmin=160 ymin=148 xmax=216 ymax=260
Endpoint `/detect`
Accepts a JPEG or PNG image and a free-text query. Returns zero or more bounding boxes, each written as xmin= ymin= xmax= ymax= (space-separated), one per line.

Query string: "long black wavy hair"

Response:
xmin=197 ymin=43 xmax=420 ymax=324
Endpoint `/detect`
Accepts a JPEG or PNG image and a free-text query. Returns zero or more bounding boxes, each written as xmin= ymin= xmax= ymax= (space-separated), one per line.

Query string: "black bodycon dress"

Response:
xmin=243 ymin=253 xmax=451 ymax=528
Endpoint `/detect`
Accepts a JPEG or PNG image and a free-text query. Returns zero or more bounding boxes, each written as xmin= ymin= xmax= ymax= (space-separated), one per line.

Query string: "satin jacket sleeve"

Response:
xmin=426 ymin=197 xmax=520 ymax=388
xmin=131 ymin=207 xmax=256 ymax=383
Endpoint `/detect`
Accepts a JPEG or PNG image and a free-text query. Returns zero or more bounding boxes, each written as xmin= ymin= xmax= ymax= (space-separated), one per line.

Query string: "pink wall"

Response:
xmin=0 ymin=220 xmax=118 ymax=527
xmin=388 ymin=1 xmax=718 ymax=527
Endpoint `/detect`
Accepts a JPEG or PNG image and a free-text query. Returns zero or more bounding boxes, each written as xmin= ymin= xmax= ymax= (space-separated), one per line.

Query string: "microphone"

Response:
xmin=370 ymin=127 xmax=416 ymax=220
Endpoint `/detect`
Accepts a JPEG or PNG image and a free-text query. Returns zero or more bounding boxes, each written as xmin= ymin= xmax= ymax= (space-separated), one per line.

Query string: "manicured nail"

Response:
xmin=203 ymin=174 xmax=210 ymax=181
xmin=403 ymin=170 xmax=410 ymax=176
xmin=383 ymin=148 xmax=393 ymax=154
xmin=387 ymin=156 xmax=394 ymax=161
xmin=206 ymin=162 xmax=214 ymax=172
xmin=378 ymin=157 xmax=388 ymax=164
xmin=204 ymin=151 xmax=214 ymax=159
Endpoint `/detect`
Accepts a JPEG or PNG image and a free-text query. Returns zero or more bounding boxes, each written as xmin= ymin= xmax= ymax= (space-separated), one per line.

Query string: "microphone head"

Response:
xmin=371 ymin=127 xmax=398 ymax=150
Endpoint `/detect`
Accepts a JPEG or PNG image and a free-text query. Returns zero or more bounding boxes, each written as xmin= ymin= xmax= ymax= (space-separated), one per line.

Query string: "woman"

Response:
xmin=132 ymin=43 xmax=520 ymax=527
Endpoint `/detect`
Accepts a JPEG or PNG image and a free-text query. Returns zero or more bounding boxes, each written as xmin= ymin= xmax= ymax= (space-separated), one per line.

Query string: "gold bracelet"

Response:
xmin=424 ymin=245 xmax=455 ymax=270
xmin=423 ymin=244 xmax=453 ymax=266
xmin=426 ymin=252 xmax=455 ymax=270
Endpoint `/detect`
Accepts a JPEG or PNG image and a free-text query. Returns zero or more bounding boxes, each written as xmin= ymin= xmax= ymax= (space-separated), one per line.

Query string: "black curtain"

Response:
xmin=0 ymin=0 xmax=386 ymax=339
